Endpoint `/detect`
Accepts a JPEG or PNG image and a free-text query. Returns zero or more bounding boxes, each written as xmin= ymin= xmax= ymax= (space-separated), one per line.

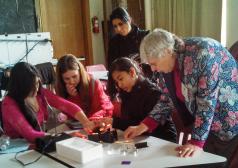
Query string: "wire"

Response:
xmin=14 ymin=138 xmax=53 ymax=166
xmin=25 ymin=34 xmax=29 ymax=62
xmin=5 ymin=35 xmax=11 ymax=66
xmin=16 ymin=40 xmax=41 ymax=63
xmin=15 ymin=38 xmax=51 ymax=64
xmin=44 ymin=97 xmax=58 ymax=135
xmin=0 ymin=126 xmax=6 ymax=135
xmin=15 ymin=149 xmax=43 ymax=166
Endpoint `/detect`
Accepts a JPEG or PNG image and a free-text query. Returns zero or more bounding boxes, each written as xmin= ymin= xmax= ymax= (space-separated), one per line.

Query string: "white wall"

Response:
xmin=89 ymin=0 xmax=106 ymax=65
xmin=226 ymin=0 xmax=238 ymax=48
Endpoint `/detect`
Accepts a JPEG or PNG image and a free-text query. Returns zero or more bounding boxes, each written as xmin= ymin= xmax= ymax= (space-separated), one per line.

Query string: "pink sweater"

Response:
xmin=2 ymin=88 xmax=81 ymax=142
xmin=67 ymin=79 xmax=113 ymax=119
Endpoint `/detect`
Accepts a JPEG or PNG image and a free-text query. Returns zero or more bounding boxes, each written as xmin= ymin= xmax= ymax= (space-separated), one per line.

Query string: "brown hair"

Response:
xmin=56 ymin=54 xmax=91 ymax=112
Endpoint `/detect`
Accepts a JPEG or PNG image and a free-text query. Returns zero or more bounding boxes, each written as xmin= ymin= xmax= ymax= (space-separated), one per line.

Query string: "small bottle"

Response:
xmin=0 ymin=126 xmax=10 ymax=151
xmin=0 ymin=135 xmax=10 ymax=151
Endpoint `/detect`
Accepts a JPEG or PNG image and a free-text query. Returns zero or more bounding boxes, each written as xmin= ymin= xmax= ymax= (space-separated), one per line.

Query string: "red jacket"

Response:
xmin=67 ymin=78 xmax=113 ymax=119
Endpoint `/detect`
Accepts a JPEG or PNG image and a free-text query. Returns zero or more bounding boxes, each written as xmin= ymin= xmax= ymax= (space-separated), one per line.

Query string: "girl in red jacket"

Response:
xmin=56 ymin=54 xmax=113 ymax=120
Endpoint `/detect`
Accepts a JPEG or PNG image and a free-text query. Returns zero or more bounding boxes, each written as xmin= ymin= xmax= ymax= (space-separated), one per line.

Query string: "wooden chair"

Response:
xmin=86 ymin=64 xmax=107 ymax=92
xmin=35 ymin=62 xmax=56 ymax=93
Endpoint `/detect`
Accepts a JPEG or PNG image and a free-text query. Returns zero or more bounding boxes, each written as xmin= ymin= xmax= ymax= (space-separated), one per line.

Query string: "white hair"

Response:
xmin=140 ymin=28 xmax=175 ymax=62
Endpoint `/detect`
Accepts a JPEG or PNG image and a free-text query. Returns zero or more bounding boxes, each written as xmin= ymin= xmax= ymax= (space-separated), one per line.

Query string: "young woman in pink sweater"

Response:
xmin=2 ymin=62 xmax=95 ymax=143
xmin=55 ymin=54 xmax=113 ymax=120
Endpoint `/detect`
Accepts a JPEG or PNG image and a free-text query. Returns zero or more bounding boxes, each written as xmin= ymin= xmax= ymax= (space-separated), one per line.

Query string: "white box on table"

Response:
xmin=56 ymin=137 xmax=103 ymax=163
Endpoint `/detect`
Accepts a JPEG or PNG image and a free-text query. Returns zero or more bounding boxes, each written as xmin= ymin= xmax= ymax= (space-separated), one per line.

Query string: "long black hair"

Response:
xmin=110 ymin=7 xmax=131 ymax=24
xmin=7 ymin=62 xmax=42 ymax=130
xmin=107 ymin=57 xmax=142 ymax=100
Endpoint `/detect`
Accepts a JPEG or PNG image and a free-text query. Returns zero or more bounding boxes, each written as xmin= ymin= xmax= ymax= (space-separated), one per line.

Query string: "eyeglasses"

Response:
xmin=112 ymin=22 xmax=124 ymax=29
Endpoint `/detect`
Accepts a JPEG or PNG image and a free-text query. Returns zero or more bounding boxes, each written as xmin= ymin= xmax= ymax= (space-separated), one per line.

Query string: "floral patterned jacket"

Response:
xmin=146 ymin=37 xmax=238 ymax=142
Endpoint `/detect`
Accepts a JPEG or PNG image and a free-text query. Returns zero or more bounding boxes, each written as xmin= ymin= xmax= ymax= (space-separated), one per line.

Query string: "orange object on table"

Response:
xmin=70 ymin=131 xmax=87 ymax=139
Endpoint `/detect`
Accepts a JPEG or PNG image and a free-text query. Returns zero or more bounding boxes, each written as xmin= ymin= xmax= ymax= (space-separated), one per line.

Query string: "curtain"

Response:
xmin=112 ymin=0 xmax=127 ymax=9
xmin=151 ymin=0 xmax=222 ymax=41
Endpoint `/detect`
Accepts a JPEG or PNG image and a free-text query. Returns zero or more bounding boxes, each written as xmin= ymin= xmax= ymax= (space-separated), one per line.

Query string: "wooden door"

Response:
xmin=37 ymin=0 xmax=93 ymax=64
xmin=127 ymin=0 xmax=145 ymax=29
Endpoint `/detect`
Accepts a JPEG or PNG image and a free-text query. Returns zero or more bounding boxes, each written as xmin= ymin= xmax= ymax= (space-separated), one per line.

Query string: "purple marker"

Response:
xmin=121 ymin=161 xmax=131 ymax=165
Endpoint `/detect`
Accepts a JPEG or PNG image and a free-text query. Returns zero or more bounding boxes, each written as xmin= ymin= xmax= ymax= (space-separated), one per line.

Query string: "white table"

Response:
xmin=0 ymin=134 xmax=226 ymax=168
xmin=0 ymin=150 xmax=67 ymax=168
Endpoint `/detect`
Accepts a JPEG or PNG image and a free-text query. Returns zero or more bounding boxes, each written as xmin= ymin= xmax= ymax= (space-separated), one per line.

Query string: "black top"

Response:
xmin=108 ymin=25 xmax=149 ymax=67
xmin=113 ymin=77 xmax=176 ymax=142
xmin=162 ymin=72 xmax=194 ymax=126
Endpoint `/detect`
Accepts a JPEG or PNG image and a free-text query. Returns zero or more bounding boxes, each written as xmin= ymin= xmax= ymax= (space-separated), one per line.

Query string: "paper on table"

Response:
xmin=0 ymin=139 xmax=29 ymax=154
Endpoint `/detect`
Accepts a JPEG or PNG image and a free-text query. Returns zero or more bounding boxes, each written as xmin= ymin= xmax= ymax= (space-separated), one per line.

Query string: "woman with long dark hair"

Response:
xmin=108 ymin=7 xmax=149 ymax=67
xmin=2 ymin=62 xmax=95 ymax=142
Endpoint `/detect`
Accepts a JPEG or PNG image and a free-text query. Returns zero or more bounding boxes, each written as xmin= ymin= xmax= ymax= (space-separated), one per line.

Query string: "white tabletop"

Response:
xmin=48 ymin=135 xmax=226 ymax=168
xmin=0 ymin=150 xmax=67 ymax=168
xmin=0 ymin=131 xmax=226 ymax=168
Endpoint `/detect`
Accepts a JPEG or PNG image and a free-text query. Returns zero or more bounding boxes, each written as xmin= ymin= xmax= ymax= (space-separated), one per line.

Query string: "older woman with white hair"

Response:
xmin=124 ymin=28 xmax=238 ymax=164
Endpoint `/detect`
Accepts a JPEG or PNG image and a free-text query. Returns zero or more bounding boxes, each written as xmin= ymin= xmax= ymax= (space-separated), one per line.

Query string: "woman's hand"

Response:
xmin=57 ymin=113 xmax=68 ymax=122
xmin=98 ymin=117 xmax=113 ymax=126
xmin=175 ymin=143 xmax=202 ymax=157
xmin=82 ymin=120 xmax=96 ymax=133
xmin=124 ymin=123 xmax=149 ymax=139
xmin=93 ymin=117 xmax=113 ymax=131
xmin=66 ymin=84 xmax=78 ymax=97
xmin=74 ymin=111 xmax=96 ymax=133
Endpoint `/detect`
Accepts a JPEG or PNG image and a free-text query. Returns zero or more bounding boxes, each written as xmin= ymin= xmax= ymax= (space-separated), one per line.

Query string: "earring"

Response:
xmin=134 ymin=74 xmax=138 ymax=79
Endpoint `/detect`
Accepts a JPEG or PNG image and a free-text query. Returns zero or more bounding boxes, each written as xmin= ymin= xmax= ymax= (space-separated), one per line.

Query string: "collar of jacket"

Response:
xmin=120 ymin=76 xmax=146 ymax=96
xmin=119 ymin=24 xmax=139 ymax=40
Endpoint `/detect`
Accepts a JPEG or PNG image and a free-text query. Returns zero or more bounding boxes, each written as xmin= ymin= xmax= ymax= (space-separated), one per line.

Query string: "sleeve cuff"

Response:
xmin=142 ymin=117 xmax=159 ymax=133
xmin=189 ymin=139 xmax=205 ymax=148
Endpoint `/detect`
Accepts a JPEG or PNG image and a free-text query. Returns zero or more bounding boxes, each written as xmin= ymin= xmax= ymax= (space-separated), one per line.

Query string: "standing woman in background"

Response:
xmin=56 ymin=54 xmax=113 ymax=120
xmin=107 ymin=7 xmax=149 ymax=67
xmin=2 ymin=62 xmax=95 ymax=143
